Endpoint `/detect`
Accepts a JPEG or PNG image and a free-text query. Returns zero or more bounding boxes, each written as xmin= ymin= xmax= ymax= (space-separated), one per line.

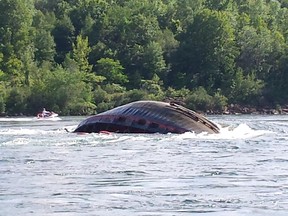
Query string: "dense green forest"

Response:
xmin=0 ymin=0 xmax=288 ymax=116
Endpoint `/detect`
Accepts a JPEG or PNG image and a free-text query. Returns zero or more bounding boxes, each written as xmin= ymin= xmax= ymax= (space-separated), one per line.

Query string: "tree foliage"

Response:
xmin=0 ymin=0 xmax=288 ymax=115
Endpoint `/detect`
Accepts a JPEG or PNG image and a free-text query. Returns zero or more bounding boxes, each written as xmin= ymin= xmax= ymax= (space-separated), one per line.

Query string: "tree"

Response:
xmin=96 ymin=58 xmax=128 ymax=85
xmin=141 ymin=74 xmax=164 ymax=100
xmin=0 ymin=0 xmax=36 ymax=86
xmin=98 ymin=3 xmax=166 ymax=88
xmin=229 ymin=69 xmax=264 ymax=105
xmin=170 ymin=9 xmax=238 ymax=94
xmin=33 ymin=10 xmax=56 ymax=63
xmin=52 ymin=15 xmax=75 ymax=64
xmin=28 ymin=66 xmax=95 ymax=115
xmin=141 ymin=41 xmax=167 ymax=80
xmin=236 ymin=25 xmax=286 ymax=81
xmin=205 ymin=0 xmax=231 ymax=11
xmin=68 ymin=0 xmax=110 ymax=36
xmin=172 ymin=0 xmax=205 ymax=32
xmin=72 ymin=35 xmax=92 ymax=73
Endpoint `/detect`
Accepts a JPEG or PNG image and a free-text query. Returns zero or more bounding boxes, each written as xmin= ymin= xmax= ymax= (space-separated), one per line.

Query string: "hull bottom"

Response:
xmin=73 ymin=101 xmax=220 ymax=134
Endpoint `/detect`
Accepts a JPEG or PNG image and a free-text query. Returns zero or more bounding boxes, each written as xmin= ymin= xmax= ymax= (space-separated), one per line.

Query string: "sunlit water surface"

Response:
xmin=1 ymin=115 xmax=288 ymax=216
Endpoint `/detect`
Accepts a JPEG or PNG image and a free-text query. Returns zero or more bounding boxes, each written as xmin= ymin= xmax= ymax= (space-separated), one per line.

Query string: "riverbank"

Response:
xmin=205 ymin=104 xmax=288 ymax=115
xmin=2 ymin=102 xmax=288 ymax=117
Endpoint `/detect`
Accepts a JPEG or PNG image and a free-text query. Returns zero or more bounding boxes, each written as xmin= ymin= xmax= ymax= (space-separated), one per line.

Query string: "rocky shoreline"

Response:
xmin=2 ymin=103 xmax=288 ymax=117
xmin=206 ymin=104 xmax=288 ymax=115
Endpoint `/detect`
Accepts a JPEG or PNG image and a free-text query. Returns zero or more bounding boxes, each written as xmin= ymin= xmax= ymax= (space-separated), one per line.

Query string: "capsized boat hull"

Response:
xmin=73 ymin=101 xmax=220 ymax=134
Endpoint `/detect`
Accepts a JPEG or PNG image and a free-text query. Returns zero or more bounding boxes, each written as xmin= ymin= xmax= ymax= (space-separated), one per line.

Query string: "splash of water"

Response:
xmin=175 ymin=123 xmax=273 ymax=140
xmin=0 ymin=120 xmax=272 ymax=140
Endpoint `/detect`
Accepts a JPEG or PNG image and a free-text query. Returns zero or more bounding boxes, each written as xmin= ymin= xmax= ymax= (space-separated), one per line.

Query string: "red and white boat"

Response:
xmin=36 ymin=111 xmax=59 ymax=120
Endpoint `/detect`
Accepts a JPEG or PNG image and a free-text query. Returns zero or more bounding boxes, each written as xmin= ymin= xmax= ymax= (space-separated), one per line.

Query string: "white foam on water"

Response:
xmin=0 ymin=128 xmax=64 ymax=135
xmin=67 ymin=122 xmax=273 ymax=143
xmin=0 ymin=128 xmax=41 ymax=135
xmin=0 ymin=117 xmax=34 ymax=122
xmin=0 ymin=117 xmax=62 ymax=122
xmin=174 ymin=123 xmax=273 ymax=140
xmin=0 ymin=119 xmax=273 ymax=146
xmin=34 ymin=117 xmax=62 ymax=121
xmin=2 ymin=138 xmax=30 ymax=146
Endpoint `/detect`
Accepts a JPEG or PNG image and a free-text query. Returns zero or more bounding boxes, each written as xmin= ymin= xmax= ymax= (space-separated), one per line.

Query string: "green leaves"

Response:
xmin=172 ymin=9 xmax=238 ymax=92
xmin=0 ymin=0 xmax=288 ymax=115
xmin=29 ymin=66 xmax=95 ymax=115
xmin=230 ymin=69 xmax=264 ymax=104
xmin=72 ymin=35 xmax=92 ymax=73
xmin=96 ymin=58 xmax=127 ymax=85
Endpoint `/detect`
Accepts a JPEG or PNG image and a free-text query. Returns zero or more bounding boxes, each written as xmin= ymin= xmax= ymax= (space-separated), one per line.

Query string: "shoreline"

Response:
xmin=204 ymin=104 xmax=288 ymax=115
xmin=1 ymin=104 xmax=288 ymax=117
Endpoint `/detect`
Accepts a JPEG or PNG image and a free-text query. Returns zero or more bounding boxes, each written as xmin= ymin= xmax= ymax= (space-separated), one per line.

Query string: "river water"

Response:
xmin=1 ymin=115 xmax=288 ymax=216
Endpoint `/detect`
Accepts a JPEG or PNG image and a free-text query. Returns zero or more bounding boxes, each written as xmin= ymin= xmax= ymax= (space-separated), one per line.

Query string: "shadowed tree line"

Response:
xmin=1 ymin=0 xmax=288 ymax=116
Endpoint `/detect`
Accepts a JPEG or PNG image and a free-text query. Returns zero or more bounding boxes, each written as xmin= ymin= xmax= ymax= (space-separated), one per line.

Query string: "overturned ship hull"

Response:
xmin=73 ymin=101 xmax=220 ymax=134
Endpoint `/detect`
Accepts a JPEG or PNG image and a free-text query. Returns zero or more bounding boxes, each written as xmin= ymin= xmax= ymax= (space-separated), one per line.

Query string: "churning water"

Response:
xmin=1 ymin=115 xmax=288 ymax=216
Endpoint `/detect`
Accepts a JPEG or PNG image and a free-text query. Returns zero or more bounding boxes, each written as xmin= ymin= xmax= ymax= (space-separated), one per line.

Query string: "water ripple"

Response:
xmin=1 ymin=115 xmax=288 ymax=215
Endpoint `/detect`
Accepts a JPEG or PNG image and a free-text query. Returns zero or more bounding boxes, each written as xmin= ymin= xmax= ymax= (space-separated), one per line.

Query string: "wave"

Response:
xmin=0 ymin=128 xmax=65 ymax=135
xmin=174 ymin=123 xmax=273 ymax=140
xmin=0 ymin=117 xmax=35 ymax=122
xmin=88 ymin=123 xmax=273 ymax=141
xmin=0 ymin=121 xmax=272 ymax=140
xmin=0 ymin=123 xmax=273 ymax=148
xmin=0 ymin=117 xmax=62 ymax=122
